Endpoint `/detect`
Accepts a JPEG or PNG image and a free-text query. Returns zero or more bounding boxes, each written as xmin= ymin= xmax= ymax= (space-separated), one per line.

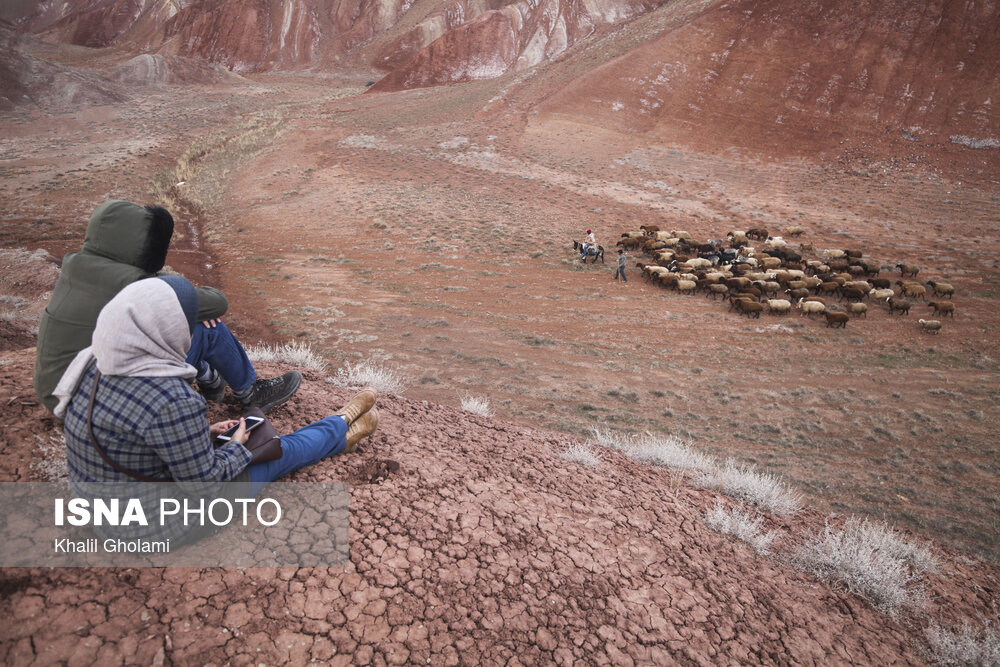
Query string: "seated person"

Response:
xmin=53 ymin=276 xmax=379 ymax=517
xmin=34 ymin=200 xmax=298 ymax=415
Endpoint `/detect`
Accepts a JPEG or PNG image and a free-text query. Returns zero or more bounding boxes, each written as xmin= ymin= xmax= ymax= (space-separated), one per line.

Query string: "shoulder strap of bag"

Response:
xmin=88 ymin=370 xmax=171 ymax=483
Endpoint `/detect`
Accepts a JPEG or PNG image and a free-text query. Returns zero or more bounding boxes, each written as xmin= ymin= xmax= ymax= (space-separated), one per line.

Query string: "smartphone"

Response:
xmin=216 ymin=416 xmax=265 ymax=442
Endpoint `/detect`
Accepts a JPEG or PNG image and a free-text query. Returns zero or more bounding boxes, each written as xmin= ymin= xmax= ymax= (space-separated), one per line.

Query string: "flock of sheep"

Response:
xmin=607 ymin=226 xmax=956 ymax=334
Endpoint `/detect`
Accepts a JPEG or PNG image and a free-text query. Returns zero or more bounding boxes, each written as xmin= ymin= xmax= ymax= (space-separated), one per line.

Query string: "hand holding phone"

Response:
xmin=216 ymin=416 xmax=265 ymax=442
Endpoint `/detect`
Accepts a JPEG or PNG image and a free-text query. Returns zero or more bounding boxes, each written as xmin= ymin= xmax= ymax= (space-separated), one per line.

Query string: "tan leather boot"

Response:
xmin=344 ymin=408 xmax=379 ymax=452
xmin=334 ymin=388 xmax=377 ymax=425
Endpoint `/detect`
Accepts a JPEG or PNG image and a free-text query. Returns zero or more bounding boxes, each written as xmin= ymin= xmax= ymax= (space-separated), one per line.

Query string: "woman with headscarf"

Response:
xmin=54 ymin=276 xmax=379 ymax=506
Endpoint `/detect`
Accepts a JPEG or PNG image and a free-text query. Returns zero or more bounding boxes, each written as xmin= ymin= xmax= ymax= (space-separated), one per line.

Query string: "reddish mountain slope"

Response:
xmin=530 ymin=0 xmax=1000 ymax=155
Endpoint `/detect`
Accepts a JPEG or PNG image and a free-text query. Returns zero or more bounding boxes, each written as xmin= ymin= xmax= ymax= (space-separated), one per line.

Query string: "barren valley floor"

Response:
xmin=2 ymin=74 xmax=998 ymax=562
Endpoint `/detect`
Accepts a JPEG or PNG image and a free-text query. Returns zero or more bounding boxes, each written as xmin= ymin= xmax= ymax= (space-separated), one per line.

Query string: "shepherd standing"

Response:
xmin=614 ymin=249 xmax=628 ymax=282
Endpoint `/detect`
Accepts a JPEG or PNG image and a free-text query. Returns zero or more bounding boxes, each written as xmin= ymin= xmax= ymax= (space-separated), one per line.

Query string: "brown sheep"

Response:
xmin=817 ymin=281 xmax=841 ymax=296
xmin=928 ymin=301 xmax=955 ymax=317
xmin=825 ymin=311 xmax=849 ymax=328
xmin=848 ymin=302 xmax=868 ymax=318
xmin=926 ymin=281 xmax=955 ymax=297
xmin=786 ymin=287 xmax=810 ymax=301
xmin=617 ymin=236 xmax=645 ymax=251
xmin=839 ymin=287 xmax=866 ymax=302
xmin=746 ymin=227 xmax=769 ymax=240
xmin=896 ymin=281 xmax=927 ymax=300
xmin=897 ymin=263 xmax=920 ymax=278
xmin=731 ymin=298 xmax=763 ymax=318
xmin=886 ymin=296 xmax=911 ymax=315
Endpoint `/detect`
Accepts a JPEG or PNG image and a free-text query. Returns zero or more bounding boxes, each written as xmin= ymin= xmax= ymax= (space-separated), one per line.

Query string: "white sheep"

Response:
xmin=796 ymin=299 xmax=826 ymax=317
xmin=764 ymin=236 xmax=787 ymax=250
xmin=870 ymin=288 xmax=895 ymax=301
xmin=685 ymin=257 xmax=713 ymax=270
xmin=766 ymin=299 xmax=792 ymax=314
xmin=825 ymin=249 xmax=846 ymax=260
xmin=918 ymin=319 xmax=942 ymax=334
xmin=671 ymin=230 xmax=692 ymax=240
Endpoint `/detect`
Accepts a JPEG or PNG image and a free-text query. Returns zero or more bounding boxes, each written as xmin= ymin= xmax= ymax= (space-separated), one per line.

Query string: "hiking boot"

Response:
xmin=239 ymin=370 xmax=302 ymax=413
xmin=197 ymin=373 xmax=227 ymax=402
xmin=334 ymin=388 xmax=377 ymax=425
xmin=344 ymin=408 xmax=379 ymax=452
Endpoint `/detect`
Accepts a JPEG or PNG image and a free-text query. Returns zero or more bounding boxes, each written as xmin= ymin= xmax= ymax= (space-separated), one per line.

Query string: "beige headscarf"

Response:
xmin=53 ymin=278 xmax=197 ymax=418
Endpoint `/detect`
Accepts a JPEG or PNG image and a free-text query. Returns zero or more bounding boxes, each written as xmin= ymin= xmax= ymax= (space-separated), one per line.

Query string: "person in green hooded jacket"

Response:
xmin=34 ymin=200 xmax=301 ymax=416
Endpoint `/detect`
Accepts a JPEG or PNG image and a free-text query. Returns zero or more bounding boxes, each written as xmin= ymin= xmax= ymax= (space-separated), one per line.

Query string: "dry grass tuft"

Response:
xmin=327 ymin=360 xmax=408 ymax=394
xmin=591 ymin=428 xmax=713 ymax=472
xmin=460 ymin=394 xmax=494 ymax=417
xmin=245 ymin=341 xmax=328 ymax=372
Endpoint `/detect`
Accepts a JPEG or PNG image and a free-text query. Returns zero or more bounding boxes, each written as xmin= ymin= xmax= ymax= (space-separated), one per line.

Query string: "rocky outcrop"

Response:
xmin=0 ymin=25 xmax=127 ymax=111
xmin=107 ymin=53 xmax=248 ymax=85
xmin=371 ymin=0 xmax=660 ymax=91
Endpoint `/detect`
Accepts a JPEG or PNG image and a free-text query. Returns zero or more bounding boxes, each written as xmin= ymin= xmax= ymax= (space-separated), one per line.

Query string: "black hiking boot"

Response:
xmin=239 ymin=371 xmax=302 ymax=413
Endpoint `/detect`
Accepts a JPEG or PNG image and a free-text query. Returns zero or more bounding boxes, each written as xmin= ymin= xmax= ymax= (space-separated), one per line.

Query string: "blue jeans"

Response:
xmin=185 ymin=322 xmax=256 ymax=393
xmin=247 ymin=415 xmax=348 ymax=493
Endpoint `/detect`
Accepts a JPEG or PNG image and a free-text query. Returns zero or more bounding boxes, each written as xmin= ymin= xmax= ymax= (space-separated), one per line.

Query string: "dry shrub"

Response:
xmin=925 ymin=621 xmax=1000 ymax=666
xmin=560 ymin=442 xmax=600 ymax=468
xmin=794 ymin=517 xmax=930 ymax=615
xmin=705 ymin=501 xmax=778 ymax=555
xmin=694 ymin=462 xmax=802 ymax=516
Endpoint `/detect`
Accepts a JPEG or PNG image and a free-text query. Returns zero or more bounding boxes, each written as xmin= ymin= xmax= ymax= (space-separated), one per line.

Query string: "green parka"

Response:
xmin=34 ymin=200 xmax=228 ymax=414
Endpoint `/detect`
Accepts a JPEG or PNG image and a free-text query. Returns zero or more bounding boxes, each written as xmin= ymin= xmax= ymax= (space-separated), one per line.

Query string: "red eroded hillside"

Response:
xmin=14 ymin=0 xmax=665 ymax=77
xmin=15 ymin=0 xmax=415 ymax=72
xmin=530 ymin=0 xmax=1000 ymax=158
xmin=370 ymin=0 xmax=662 ymax=90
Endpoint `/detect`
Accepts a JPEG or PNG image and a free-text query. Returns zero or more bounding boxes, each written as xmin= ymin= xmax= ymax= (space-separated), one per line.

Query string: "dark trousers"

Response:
xmin=614 ymin=266 xmax=627 ymax=281
xmin=186 ymin=322 xmax=256 ymax=393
